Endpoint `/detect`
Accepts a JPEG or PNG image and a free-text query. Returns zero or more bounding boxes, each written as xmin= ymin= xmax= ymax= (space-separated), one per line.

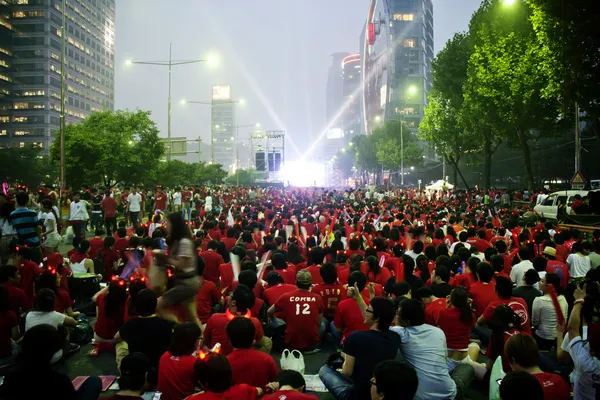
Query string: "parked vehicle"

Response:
xmin=533 ymin=190 xmax=591 ymax=220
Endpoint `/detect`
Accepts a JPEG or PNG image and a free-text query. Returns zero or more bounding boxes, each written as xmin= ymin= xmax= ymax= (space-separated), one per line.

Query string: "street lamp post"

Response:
xmin=125 ymin=45 xmax=213 ymax=161
xmin=59 ymin=0 xmax=66 ymax=191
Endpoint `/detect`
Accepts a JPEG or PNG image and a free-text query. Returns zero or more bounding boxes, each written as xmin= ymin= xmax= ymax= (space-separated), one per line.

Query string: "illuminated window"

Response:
xmin=14 ymin=102 xmax=29 ymax=110
xmin=13 ymin=10 xmax=44 ymax=17
xmin=0 ymin=48 xmax=12 ymax=56
xmin=0 ymin=130 xmax=6 ymax=136
xmin=33 ymin=104 xmax=45 ymax=109
xmin=0 ymin=60 xmax=9 ymax=68
xmin=0 ymin=116 xmax=9 ymax=123
xmin=19 ymin=142 xmax=25 ymax=148
xmin=23 ymin=90 xmax=45 ymax=96
xmin=14 ymin=117 xmax=28 ymax=123
xmin=0 ymin=74 xmax=12 ymax=82
xmin=402 ymin=39 xmax=416 ymax=48
xmin=15 ymin=131 xmax=30 ymax=136
xmin=394 ymin=13 xmax=414 ymax=21
xmin=33 ymin=142 xmax=43 ymax=148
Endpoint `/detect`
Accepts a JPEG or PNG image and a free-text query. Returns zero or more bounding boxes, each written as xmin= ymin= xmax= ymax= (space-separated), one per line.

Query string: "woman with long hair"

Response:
xmin=89 ymin=278 xmax=127 ymax=356
xmin=366 ymin=255 xmax=391 ymax=285
xmin=414 ymin=255 xmax=432 ymax=283
xmin=40 ymin=200 xmax=62 ymax=255
xmin=488 ymin=305 xmax=523 ymax=373
xmin=0 ymin=202 xmax=16 ymax=264
xmin=154 ymin=212 xmax=201 ymax=328
xmin=124 ymin=277 xmax=148 ymax=321
xmin=58 ymin=191 xmax=70 ymax=235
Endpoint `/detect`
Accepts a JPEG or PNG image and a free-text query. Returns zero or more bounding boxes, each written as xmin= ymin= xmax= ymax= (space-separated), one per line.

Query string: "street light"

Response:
xmin=125 ymin=44 xmax=216 ymax=161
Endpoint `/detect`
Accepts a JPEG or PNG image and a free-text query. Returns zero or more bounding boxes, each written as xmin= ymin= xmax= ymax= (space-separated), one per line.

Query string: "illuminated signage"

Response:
xmin=212 ymin=85 xmax=231 ymax=101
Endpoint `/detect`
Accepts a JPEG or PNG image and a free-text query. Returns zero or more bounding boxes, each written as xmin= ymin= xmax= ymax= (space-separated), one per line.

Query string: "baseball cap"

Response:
xmin=120 ymin=352 xmax=152 ymax=377
xmin=543 ymin=247 xmax=557 ymax=257
xmin=296 ymin=269 xmax=312 ymax=286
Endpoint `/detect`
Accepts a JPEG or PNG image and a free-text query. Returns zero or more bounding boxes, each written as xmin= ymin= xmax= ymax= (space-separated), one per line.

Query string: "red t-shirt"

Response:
xmin=532 ymin=372 xmax=570 ymax=400
xmin=186 ymin=384 xmax=259 ymax=400
xmin=333 ymin=298 xmax=369 ymax=344
xmin=367 ymin=267 xmax=392 ymax=286
xmin=437 ymin=307 xmax=475 ymax=350
xmin=97 ymin=249 xmax=120 ymax=281
xmin=114 ymin=238 xmax=129 ymax=254
xmin=196 ymin=278 xmax=222 ymax=324
xmin=263 ymin=391 xmax=319 ymax=400
xmin=182 ymin=190 xmax=193 ymax=203
xmin=274 ymin=289 xmax=323 ymax=350
xmin=208 ymin=229 xmax=222 ymax=242
xmin=274 ymin=266 xmax=297 ymax=285
xmin=154 ymin=193 xmax=167 ymax=211
xmin=262 ymin=284 xmax=296 ymax=306
xmin=546 ymin=260 xmax=569 ymax=289
xmin=469 ymin=281 xmax=498 ymax=316
xmin=337 ymin=264 xmax=350 ymax=285
xmin=18 ymin=260 xmax=41 ymax=301
xmin=1 ymin=283 xmax=31 ymax=317
xmin=311 ymin=283 xmax=343 ymax=320
xmin=46 ymin=252 xmax=63 ymax=269
xmin=0 ymin=310 xmax=18 ymax=359
xmin=55 ymin=288 xmax=73 ymax=313
xmin=221 ymin=237 xmax=238 ymax=252
xmin=304 ymin=265 xmax=324 ymax=285
xmin=101 ymin=196 xmax=117 ymax=218
xmin=424 ymin=298 xmax=447 ymax=326
xmin=203 ymin=310 xmax=264 ymax=356
xmin=158 ymin=352 xmax=197 ymax=400
xmin=200 ymin=251 xmax=224 ymax=285
xmin=94 ymin=292 xmax=125 ymax=340
xmin=219 ymin=263 xmax=236 ymax=292
xmin=88 ymin=237 xmax=104 ymax=259
xmin=454 ymin=272 xmax=477 ymax=291
xmin=119 ymin=193 xmax=128 ymax=206
xmin=482 ymin=297 xmax=532 ymax=334
xmin=227 ymin=348 xmax=279 ymax=390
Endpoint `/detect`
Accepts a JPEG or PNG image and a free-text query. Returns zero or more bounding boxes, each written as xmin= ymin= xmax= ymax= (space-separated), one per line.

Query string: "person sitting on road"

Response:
xmin=370 ymin=360 xmax=419 ymax=400
xmin=262 ymin=370 xmax=319 ymax=400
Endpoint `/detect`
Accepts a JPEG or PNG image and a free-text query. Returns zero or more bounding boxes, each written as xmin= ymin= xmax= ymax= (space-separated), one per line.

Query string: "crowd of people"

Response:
xmin=0 ymin=183 xmax=599 ymax=400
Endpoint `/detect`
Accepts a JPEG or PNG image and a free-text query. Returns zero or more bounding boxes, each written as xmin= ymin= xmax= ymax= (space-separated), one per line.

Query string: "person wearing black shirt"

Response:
xmin=402 ymin=255 xmax=424 ymax=293
xmin=90 ymin=188 xmax=104 ymax=232
xmin=430 ymin=265 xmax=453 ymax=299
xmin=115 ymin=289 xmax=174 ymax=375
xmin=319 ymin=293 xmax=400 ymax=400
xmin=512 ymin=269 xmax=542 ymax=320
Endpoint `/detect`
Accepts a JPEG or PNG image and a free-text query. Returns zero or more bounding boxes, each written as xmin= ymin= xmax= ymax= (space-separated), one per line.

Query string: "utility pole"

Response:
xmin=59 ymin=0 xmax=66 ymax=191
xmin=400 ymin=117 xmax=404 ymax=186
xmin=167 ymin=43 xmax=172 ymax=161
xmin=575 ymin=102 xmax=581 ymax=172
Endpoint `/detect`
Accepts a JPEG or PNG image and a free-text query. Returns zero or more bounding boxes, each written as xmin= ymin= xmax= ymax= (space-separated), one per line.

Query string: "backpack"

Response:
xmin=94 ymin=249 xmax=107 ymax=279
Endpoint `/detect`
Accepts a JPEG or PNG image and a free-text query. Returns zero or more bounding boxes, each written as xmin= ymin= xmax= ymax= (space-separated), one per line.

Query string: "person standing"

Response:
xmin=69 ymin=191 xmax=89 ymax=239
xmin=102 ymin=190 xmax=118 ymax=235
xmin=119 ymin=187 xmax=129 ymax=226
xmin=182 ymin=185 xmax=193 ymax=223
xmin=89 ymin=188 xmax=103 ymax=232
xmin=126 ymin=188 xmax=142 ymax=228
xmin=154 ymin=186 xmax=168 ymax=213
xmin=9 ymin=192 xmax=42 ymax=263
xmin=172 ymin=187 xmax=182 ymax=213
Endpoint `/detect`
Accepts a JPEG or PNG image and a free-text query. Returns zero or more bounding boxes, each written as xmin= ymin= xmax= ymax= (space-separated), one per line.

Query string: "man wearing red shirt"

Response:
xmin=15 ymin=247 xmax=41 ymax=302
xmin=414 ymin=287 xmax=446 ymax=326
xmin=101 ymin=191 xmax=118 ymax=235
xmin=311 ymin=263 xmax=342 ymax=320
xmin=203 ymin=286 xmax=265 ymax=356
xmin=543 ymin=246 xmax=569 ymax=289
xmin=88 ymin=230 xmax=104 ymax=259
xmin=196 ymin=260 xmax=223 ymax=325
xmin=0 ymin=265 xmax=32 ymax=317
xmin=333 ymin=272 xmax=370 ymax=345
xmin=199 ymin=242 xmax=224 ymax=285
xmin=154 ymin=187 xmax=168 ymax=212
xmin=304 ymin=263 xmax=324 ymax=286
xmin=268 ymin=270 xmax=323 ymax=351
xmin=262 ymin=370 xmax=319 ymax=400
xmin=221 ymin=228 xmax=239 ymax=252
xmin=504 ymin=333 xmax=570 ymax=400
xmin=479 ymin=276 xmax=531 ymax=334
xmin=219 ymin=246 xmax=247 ymax=292
xmin=226 ymin=317 xmax=278 ymax=391
xmin=271 ymin=253 xmax=297 ymax=285
xmin=114 ymin=228 xmax=129 ymax=255
xmin=468 ymin=263 xmax=498 ymax=316
xmin=262 ymin=273 xmax=296 ymax=306
xmin=474 ymin=230 xmax=492 ymax=253
xmin=181 ymin=185 xmax=193 ymax=223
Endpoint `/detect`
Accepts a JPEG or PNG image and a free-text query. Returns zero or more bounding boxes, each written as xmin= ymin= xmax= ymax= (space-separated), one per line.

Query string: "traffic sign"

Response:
xmin=570 ymin=171 xmax=587 ymax=185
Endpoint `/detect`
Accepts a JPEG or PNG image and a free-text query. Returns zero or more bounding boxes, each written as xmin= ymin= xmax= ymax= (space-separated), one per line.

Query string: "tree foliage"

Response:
xmin=50 ymin=110 xmax=165 ymax=188
xmin=0 ymin=146 xmax=58 ymax=188
xmin=153 ymin=160 xmax=228 ymax=187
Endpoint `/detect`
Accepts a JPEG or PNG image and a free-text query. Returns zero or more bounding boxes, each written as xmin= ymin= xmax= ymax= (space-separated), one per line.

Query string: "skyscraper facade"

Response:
xmin=325 ymin=52 xmax=349 ymax=126
xmin=362 ymin=0 xmax=433 ymax=134
xmin=211 ymin=85 xmax=236 ymax=173
xmin=342 ymin=53 xmax=361 ymax=139
xmin=0 ymin=0 xmax=115 ymax=151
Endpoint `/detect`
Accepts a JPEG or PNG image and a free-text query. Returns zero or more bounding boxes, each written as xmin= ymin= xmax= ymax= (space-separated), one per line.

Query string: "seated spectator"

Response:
xmin=391 ymin=281 xmax=412 ymax=308
xmin=97 ymin=236 xmax=120 ymax=282
xmin=0 ymin=324 xmax=102 ymax=400
xmin=334 ymin=271 xmax=370 ymax=346
xmin=269 ymin=252 xmax=298 ymax=285
xmin=226 ymin=316 xmax=278 ymax=391
xmin=370 ymin=360 xmax=418 ymax=400
xmin=204 ymin=285 xmax=267 ymax=355
xmin=124 ymin=277 xmax=147 ymax=322
xmin=158 ymin=323 xmax=201 ymax=400
xmin=219 ymin=245 xmax=248 ymax=291
xmin=237 ymin=270 xmax=266 ymax=319
xmin=115 ymin=289 xmax=174 ymax=373
xmin=504 ymin=333 xmax=570 ymax=400
xmin=89 ymin=277 xmax=127 ymax=356
xmin=512 ymin=269 xmax=542 ymax=321
xmin=311 ymin=263 xmax=343 ymax=321
xmin=468 ymin=262 xmax=498 ymax=317
xmin=88 ymin=229 xmax=104 ymax=259
xmin=69 ymin=239 xmax=95 ymax=275
xmin=392 ymin=299 xmax=473 ymax=399
xmin=105 ymin=352 xmax=153 ymax=400
xmin=268 ymin=270 xmax=323 ymax=352
xmin=413 ymin=287 xmax=445 ymax=326
xmin=187 ymin=353 xmax=263 ymax=399
xmin=35 ymin=269 xmax=78 ymax=317
xmin=490 ymin=254 xmax=510 ymax=280
xmin=195 ymin=255 xmax=223 ymax=326
xmin=401 ymin=255 xmax=424 ymax=292
xmin=486 ymin=305 xmax=526 ymax=373
xmin=479 ymin=276 xmax=531 ymax=335
xmin=199 ymin=240 xmax=224 ymax=285
xmin=510 ymin=247 xmax=534 ymax=286
xmin=0 ymin=265 xmax=31 ymax=317
xmin=262 ymin=272 xmax=296 ymax=306
xmin=0 ymin=286 xmax=19 ymax=366
xmin=14 ymin=246 xmax=40 ymax=302
xmin=532 ymin=273 xmax=567 ymax=350
xmin=366 ymin=256 xmax=391 ymax=286
xmin=262 ymin=370 xmax=319 ymax=400
xmin=429 ymin=265 xmax=452 ymax=298
xmin=499 ymin=371 xmax=544 ymax=400
xmin=319 ymin=296 xmax=400 ymax=400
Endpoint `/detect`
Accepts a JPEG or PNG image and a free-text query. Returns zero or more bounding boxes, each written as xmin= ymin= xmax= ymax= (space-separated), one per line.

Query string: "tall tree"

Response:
xmin=373 ymin=120 xmax=423 ymax=183
xmin=0 ymin=145 xmax=58 ymax=187
xmin=464 ymin=0 xmax=560 ymax=191
xmin=50 ymin=110 xmax=164 ymax=188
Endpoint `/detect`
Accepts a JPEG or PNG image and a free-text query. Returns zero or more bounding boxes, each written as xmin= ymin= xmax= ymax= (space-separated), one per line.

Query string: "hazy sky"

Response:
xmin=114 ymin=0 xmax=481 ymax=160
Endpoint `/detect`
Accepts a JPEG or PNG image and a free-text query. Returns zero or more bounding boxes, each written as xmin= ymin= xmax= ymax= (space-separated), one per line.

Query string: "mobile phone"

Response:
xmin=496 ymin=379 xmax=502 ymax=385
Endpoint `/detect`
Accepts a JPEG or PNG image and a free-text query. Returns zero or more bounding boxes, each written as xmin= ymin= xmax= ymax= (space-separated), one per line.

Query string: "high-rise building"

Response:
xmin=0 ymin=0 xmax=115 ymax=151
xmin=342 ymin=53 xmax=361 ymax=139
xmin=211 ymin=85 xmax=236 ymax=173
xmin=362 ymin=0 xmax=433 ymax=134
xmin=324 ymin=52 xmax=349 ymax=158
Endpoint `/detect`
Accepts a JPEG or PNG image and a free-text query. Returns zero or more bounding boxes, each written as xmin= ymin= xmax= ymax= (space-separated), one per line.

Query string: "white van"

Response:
xmin=533 ymin=190 xmax=590 ymax=220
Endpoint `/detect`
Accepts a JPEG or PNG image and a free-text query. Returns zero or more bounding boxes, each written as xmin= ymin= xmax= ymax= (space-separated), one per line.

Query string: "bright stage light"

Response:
xmin=281 ymin=161 xmax=326 ymax=187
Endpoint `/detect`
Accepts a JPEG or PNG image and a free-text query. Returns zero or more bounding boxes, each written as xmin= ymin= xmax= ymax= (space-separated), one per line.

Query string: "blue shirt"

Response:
xmin=391 ymin=324 xmax=456 ymax=400
xmin=8 ymin=207 xmax=40 ymax=247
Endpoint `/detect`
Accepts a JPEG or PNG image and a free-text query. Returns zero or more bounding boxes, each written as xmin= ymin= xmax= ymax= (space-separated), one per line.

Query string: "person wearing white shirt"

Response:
xmin=449 ymin=231 xmax=471 ymax=254
xmin=172 ymin=188 xmax=182 ymax=212
xmin=204 ymin=194 xmax=213 ymax=212
xmin=566 ymin=242 xmax=592 ymax=278
xmin=69 ymin=191 xmax=89 ymax=239
xmin=510 ymin=247 xmax=534 ymax=287
xmin=532 ymin=273 xmax=568 ymax=350
xmin=127 ymin=188 xmax=142 ymax=227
